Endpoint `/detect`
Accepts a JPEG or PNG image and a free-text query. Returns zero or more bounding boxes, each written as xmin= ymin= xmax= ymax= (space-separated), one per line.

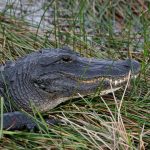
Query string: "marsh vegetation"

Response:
xmin=0 ymin=1 xmax=150 ymax=149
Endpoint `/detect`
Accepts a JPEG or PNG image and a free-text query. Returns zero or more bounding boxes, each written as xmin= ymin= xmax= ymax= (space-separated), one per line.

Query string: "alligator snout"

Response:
xmin=122 ymin=59 xmax=140 ymax=75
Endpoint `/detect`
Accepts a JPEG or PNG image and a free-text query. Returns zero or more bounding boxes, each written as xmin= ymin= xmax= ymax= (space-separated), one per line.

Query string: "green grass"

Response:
xmin=0 ymin=0 xmax=150 ymax=149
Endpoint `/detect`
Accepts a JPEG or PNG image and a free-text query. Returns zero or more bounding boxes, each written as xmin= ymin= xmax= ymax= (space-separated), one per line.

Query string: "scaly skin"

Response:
xmin=0 ymin=47 xmax=140 ymax=130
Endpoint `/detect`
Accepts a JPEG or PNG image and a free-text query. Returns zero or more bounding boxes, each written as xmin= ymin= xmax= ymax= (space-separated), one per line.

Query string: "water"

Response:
xmin=0 ymin=0 xmax=53 ymax=29
xmin=0 ymin=0 xmax=144 ymax=52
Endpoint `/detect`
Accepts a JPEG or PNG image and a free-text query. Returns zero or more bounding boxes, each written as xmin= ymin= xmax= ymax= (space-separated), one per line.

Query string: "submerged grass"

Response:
xmin=0 ymin=0 xmax=150 ymax=149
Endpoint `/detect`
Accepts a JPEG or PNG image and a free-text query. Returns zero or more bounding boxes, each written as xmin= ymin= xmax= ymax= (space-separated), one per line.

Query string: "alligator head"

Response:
xmin=1 ymin=47 xmax=140 ymax=112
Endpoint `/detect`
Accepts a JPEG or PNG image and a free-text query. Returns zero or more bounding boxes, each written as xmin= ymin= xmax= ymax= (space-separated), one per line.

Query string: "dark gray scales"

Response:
xmin=0 ymin=47 xmax=140 ymax=130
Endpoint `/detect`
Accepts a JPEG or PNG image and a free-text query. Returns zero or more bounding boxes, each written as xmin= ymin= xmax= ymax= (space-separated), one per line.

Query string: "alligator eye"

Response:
xmin=61 ymin=56 xmax=72 ymax=63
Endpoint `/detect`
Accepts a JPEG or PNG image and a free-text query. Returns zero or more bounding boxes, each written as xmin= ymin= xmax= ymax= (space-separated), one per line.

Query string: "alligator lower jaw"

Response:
xmin=100 ymin=87 xmax=121 ymax=95
xmin=47 ymin=87 xmax=121 ymax=110
xmin=79 ymin=74 xmax=138 ymax=86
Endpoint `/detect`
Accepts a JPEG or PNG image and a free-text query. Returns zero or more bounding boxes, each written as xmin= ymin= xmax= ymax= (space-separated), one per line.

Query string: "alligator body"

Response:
xmin=0 ymin=47 xmax=140 ymax=130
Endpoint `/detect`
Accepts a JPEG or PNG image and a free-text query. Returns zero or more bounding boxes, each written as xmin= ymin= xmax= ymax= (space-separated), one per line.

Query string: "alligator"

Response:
xmin=0 ymin=47 xmax=140 ymax=130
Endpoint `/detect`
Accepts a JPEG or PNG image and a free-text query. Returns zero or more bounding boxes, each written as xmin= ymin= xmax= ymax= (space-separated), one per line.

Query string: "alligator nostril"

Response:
xmin=123 ymin=59 xmax=140 ymax=74
xmin=124 ymin=59 xmax=132 ymax=66
xmin=123 ymin=59 xmax=134 ymax=67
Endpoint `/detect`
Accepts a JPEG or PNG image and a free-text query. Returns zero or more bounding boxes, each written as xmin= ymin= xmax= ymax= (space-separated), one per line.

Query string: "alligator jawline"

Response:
xmin=60 ymin=71 xmax=138 ymax=86
xmin=52 ymin=73 xmax=138 ymax=105
xmin=78 ymin=74 xmax=138 ymax=86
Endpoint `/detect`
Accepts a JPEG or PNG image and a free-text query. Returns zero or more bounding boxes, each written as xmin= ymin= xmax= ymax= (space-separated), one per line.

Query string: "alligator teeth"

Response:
xmin=114 ymin=80 xmax=118 ymax=85
xmin=82 ymin=78 xmax=102 ymax=83
xmin=98 ymin=78 xmax=101 ymax=81
xmin=113 ymin=79 xmax=125 ymax=85
xmin=133 ymin=75 xmax=137 ymax=78
xmin=81 ymin=74 xmax=138 ymax=84
xmin=109 ymin=79 xmax=112 ymax=83
xmin=82 ymin=80 xmax=93 ymax=84
xmin=131 ymin=74 xmax=138 ymax=79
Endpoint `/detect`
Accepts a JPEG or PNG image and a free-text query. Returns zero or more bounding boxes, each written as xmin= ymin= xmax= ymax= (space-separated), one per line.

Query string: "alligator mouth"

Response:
xmin=78 ymin=73 xmax=138 ymax=85
xmin=69 ymin=72 xmax=139 ymax=96
xmin=50 ymin=73 xmax=139 ymax=106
